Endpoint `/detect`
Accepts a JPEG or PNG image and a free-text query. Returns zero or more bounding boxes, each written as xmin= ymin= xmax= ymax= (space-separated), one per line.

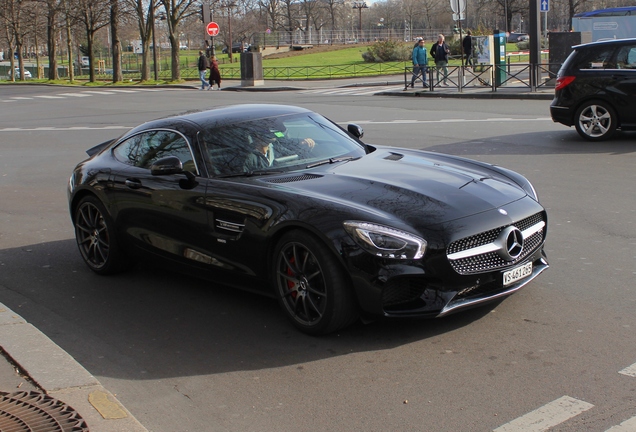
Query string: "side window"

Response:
xmin=578 ymin=46 xmax=616 ymax=70
xmin=113 ymin=135 xmax=142 ymax=166
xmin=114 ymin=130 xmax=197 ymax=173
xmin=616 ymin=46 xmax=636 ymax=69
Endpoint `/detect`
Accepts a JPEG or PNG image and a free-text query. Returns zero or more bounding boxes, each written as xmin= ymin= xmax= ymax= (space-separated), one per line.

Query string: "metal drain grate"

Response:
xmin=0 ymin=391 xmax=89 ymax=432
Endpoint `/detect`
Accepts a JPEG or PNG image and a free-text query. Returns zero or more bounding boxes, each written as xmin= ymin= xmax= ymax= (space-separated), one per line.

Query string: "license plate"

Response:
xmin=503 ymin=262 xmax=533 ymax=286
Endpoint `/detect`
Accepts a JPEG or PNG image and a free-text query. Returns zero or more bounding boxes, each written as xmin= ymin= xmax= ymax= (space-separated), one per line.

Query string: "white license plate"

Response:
xmin=503 ymin=262 xmax=533 ymax=286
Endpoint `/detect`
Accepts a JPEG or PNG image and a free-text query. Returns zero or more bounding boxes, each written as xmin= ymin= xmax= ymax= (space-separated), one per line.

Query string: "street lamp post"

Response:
xmin=352 ymin=2 xmax=368 ymax=42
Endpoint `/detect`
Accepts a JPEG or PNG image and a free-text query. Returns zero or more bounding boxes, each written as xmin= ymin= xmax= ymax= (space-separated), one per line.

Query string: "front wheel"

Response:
xmin=73 ymin=195 xmax=129 ymax=275
xmin=273 ymin=230 xmax=358 ymax=335
xmin=574 ymin=101 xmax=617 ymax=141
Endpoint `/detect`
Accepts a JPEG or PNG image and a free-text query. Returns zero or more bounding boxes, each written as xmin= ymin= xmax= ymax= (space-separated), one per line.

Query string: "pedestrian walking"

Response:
xmin=198 ymin=51 xmax=210 ymax=90
xmin=208 ymin=56 xmax=222 ymax=90
xmin=463 ymin=30 xmax=473 ymax=67
xmin=410 ymin=38 xmax=428 ymax=88
xmin=430 ymin=34 xmax=451 ymax=86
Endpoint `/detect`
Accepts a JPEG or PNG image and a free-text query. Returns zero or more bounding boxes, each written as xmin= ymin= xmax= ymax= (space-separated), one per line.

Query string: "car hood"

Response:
xmin=267 ymin=147 xmax=528 ymax=227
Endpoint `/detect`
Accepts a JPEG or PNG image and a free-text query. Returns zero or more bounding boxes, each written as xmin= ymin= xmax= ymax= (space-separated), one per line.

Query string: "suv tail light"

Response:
xmin=555 ymin=76 xmax=576 ymax=91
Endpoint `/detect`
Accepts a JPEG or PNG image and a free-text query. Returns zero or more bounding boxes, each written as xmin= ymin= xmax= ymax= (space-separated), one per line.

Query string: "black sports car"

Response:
xmin=68 ymin=104 xmax=549 ymax=334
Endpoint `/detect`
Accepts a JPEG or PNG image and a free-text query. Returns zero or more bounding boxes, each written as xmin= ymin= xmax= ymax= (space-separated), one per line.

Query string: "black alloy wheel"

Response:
xmin=273 ymin=230 xmax=357 ymax=335
xmin=74 ymin=196 xmax=128 ymax=275
xmin=575 ymin=100 xmax=617 ymax=141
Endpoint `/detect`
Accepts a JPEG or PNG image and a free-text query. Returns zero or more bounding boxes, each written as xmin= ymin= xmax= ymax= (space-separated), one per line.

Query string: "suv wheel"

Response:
xmin=575 ymin=100 xmax=617 ymax=141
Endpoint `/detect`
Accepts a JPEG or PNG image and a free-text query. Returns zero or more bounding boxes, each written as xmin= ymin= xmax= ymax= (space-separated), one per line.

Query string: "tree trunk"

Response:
xmin=111 ymin=0 xmax=123 ymax=83
xmin=47 ymin=9 xmax=58 ymax=80
xmin=170 ymin=33 xmax=180 ymax=80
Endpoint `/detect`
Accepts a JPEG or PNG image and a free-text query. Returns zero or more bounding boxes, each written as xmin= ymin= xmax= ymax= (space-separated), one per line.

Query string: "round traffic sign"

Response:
xmin=206 ymin=22 xmax=220 ymax=37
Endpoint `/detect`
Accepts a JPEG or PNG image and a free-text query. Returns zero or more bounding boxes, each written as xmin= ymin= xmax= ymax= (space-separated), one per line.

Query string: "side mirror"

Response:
xmin=347 ymin=124 xmax=364 ymax=139
xmin=151 ymin=156 xmax=183 ymax=176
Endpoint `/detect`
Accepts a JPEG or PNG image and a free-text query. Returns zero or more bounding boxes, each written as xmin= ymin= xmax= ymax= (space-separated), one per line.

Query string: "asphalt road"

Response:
xmin=1 ymin=84 xmax=635 ymax=432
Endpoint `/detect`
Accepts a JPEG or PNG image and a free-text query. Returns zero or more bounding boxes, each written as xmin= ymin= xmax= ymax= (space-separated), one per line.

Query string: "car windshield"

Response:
xmin=201 ymin=112 xmax=366 ymax=176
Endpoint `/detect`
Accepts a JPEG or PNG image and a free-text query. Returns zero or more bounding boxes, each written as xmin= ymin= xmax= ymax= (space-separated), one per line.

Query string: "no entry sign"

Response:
xmin=206 ymin=22 xmax=220 ymax=37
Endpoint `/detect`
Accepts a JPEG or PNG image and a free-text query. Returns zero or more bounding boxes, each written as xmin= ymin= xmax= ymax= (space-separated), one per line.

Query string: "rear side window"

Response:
xmin=575 ymin=46 xmax=616 ymax=70
xmin=113 ymin=130 xmax=197 ymax=173
xmin=616 ymin=45 xmax=636 ymax=69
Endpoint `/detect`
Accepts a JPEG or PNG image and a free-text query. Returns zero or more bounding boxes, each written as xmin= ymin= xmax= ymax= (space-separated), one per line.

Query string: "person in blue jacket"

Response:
xmin=410 ymin=38 xmax=428 ymax=88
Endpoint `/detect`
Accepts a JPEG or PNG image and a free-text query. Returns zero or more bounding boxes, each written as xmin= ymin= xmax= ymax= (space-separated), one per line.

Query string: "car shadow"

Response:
xmin=0 ymin=239 xmax=499 ymax=380
xmin=422 ymin=130 xmax=636 ymax=156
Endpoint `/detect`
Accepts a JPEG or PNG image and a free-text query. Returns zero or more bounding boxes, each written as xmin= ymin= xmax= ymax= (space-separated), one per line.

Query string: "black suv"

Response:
xmin=550 ymin=38 xmax=636 ymax=141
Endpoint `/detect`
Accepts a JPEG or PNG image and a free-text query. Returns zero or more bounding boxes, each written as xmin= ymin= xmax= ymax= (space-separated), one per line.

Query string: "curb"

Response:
xmin=0 ymin=303 xmax=148 ymax=432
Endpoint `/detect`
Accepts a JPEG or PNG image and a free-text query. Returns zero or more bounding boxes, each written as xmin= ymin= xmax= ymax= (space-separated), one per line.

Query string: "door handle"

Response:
xmin=125 ymin=179 xmax=142 ymax=189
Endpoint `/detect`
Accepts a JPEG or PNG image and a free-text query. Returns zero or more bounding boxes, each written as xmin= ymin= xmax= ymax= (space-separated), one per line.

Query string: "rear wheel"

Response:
xmin=574 ymin=101 xmax=617 ymax=141
xmin=273 ymin=230 xmax=358 ymax=335
xmin=73 ymin=195 xmax=129 ymax=275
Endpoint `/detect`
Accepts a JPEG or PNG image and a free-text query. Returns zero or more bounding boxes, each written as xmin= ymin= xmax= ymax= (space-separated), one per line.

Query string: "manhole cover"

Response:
xmin=0 ymin=390 xmax=89 ymax=432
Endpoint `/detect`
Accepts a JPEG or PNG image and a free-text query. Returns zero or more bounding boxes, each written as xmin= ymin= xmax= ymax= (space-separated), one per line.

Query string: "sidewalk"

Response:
xmin=0 ymin=301 xmax=147 ymax=432
xmin=0 ymin=76 xmax=553 ymax=431
xmin=214 ymin=74 xmax=554 ymax=100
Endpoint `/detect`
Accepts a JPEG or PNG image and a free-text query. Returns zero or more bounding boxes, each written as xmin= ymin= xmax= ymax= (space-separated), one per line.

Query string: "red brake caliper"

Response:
xmin=287 ymin=256 xmax=297 ymax=299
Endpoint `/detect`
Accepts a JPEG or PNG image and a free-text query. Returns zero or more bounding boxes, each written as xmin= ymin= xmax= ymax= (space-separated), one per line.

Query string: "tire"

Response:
xmin=574 ymin=100 xmax=617 ymax=141
xmin=273 ymin=230 xmax=358 ymax=335
xmin=73 ymin=195 xmax=129 ymax=275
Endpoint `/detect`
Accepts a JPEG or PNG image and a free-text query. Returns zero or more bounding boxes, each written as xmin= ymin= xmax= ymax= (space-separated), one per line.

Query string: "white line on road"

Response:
xmin=33 ymin=95 xmax=66 ymax=99
xmin=0 ymin=126 xmax=131 ymax=132
xmin=493 ymin=396 xmax=594 ymax=432
xmin=619 ymin=363 xmax=636 ymax=377
xmin=605 ymin=415 xmax=636 ymax=431
xmin=57 ymin=93 xmax=92 ymax=97
xmin=343 ymin=118 xmax=552 ymax=125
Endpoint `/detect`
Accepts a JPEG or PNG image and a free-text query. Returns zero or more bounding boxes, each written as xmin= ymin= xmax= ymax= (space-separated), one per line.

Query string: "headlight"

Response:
xmin=343 ymin=221 xmax=426 ymax=260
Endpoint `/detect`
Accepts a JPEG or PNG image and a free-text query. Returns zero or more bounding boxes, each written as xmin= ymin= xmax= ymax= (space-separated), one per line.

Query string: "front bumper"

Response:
xmin=344 ymin=207 xmax=549 ymax=319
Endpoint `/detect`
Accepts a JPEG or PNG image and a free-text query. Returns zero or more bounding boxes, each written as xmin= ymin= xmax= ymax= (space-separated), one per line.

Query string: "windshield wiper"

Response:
xmin=216 ymin=170 xmax=284 ymax=178
xmin=306 ymin=156 xmax=358 ymax=169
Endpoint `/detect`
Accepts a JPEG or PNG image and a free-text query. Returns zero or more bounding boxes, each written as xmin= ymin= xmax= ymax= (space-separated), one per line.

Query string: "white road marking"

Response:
xmin=0 ymin=126 xmax=131 ymax=132
xmin=605 ymin=415 xmax=636 ymax=431
xmin=493 ymin=396 xmax=594 ymax=432
xmin=33 ymin=95 xmax=66 ymax=99
xmin=81 ymin=91 xmax=118 ymax=95
xmin=341 ymin=118 xmax=552 ymax=125
xmin=619 ymin=363 xmax=636 ymax=377
xmin=57 ymin=93 xmax=92 ymax=97
xmin=9 ymin=97 xmax=33 ymax=100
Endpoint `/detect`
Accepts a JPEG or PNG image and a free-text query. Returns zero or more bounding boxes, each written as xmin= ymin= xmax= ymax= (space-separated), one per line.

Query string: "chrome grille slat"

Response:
xmin=447 ymin=213 xmax=546 ymax=275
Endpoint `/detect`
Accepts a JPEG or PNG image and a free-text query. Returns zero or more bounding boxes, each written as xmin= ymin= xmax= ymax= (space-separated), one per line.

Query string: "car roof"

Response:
xmin=573 ymin=37 xmax=636 ymax=49
xmin=125 ymin=104 xmax=313 ymax=136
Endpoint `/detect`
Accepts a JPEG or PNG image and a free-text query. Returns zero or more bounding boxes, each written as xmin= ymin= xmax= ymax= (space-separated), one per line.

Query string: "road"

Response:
xmin=1 ymin=84 xmax=636 ymax=432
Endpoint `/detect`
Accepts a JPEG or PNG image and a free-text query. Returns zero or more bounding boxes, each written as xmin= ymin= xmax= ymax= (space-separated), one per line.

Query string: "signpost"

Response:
xmin=206 ymin=22 xmax=220 ymax=37
xmin=540 ymin=0 xmax=549 ymax=40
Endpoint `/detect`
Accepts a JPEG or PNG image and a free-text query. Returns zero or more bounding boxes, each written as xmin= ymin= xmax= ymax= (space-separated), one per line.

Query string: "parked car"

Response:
xmin=221 ymin=43 xmax=248 ymax=54
xmin=67 ymin=104 xmax=549 ymax=335
xmin=550 ymin=38 xmax=636 ymax=141
xmin=80 ymin=56 xmax=90 ymax=67
xmin=507 ymin=33 xmax=529 ymax=43
xmin=9 ymin=67 xmax=32 ymax=79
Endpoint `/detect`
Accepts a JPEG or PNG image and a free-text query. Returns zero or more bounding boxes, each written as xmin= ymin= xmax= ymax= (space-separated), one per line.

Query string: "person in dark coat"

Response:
xmin=463 ymin=30 xmax=473 ymax=66
xmin=430 ymin=34 xmax=451 ymax=86
xmin=197 ymin=51 xmax=210 ymax=90
xmin=208 ymin=56 xmax=222 ymax=90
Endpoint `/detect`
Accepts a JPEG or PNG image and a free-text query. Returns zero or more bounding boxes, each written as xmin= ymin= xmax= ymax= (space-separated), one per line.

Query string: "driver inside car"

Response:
xmin=243 ymin=130 xmax=315 ymax=172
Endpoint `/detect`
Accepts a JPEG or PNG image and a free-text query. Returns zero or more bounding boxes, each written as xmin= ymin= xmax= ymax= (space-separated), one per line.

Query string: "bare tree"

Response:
xmin=111 ymin=0 xmax=123 ymax=82
xmin=75 ymin=0 xmax=110 ymax=81
xmin=159 ymin=0 xmax=198 ymax=81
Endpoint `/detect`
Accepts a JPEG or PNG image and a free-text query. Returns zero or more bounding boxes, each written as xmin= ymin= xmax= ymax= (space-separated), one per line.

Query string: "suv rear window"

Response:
xmin=574 ymin=45 xmax=616 ymax=70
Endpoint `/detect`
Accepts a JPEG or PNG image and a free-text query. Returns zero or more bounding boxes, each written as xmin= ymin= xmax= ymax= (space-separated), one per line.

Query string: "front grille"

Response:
xmin=447 ymin=212 xmax=546 ymax=275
